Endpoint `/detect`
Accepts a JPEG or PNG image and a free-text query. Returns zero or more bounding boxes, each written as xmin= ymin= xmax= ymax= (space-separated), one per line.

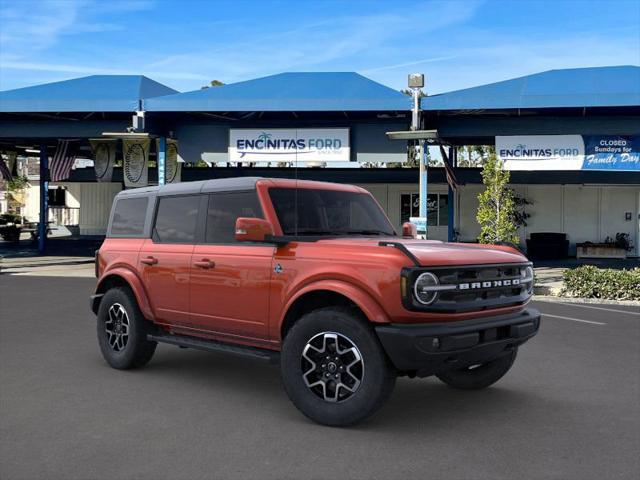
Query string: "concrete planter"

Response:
xmin=576 ymin=244 xmax=627 ymax=259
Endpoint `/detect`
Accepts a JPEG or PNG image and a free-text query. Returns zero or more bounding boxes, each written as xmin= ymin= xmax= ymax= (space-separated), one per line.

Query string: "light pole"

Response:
xmin=408 ymin=73 xmax=427 ymax=238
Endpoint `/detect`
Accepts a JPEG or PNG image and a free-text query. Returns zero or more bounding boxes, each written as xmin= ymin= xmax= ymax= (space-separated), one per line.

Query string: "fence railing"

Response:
xmin=48 ymin=207 xmax=79 ymax=226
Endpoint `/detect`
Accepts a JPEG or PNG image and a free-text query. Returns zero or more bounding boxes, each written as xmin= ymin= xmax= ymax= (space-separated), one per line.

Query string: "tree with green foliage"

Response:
xmin=457 ymin=145 xmax=495 ymax=167
xmin=201 ymin=80 xmax=225 ymax=89
xmin=476 ymin=153 xmax=519 ymax=245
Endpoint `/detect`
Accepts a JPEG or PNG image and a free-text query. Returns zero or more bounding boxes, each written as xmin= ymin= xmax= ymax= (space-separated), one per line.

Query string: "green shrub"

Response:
xmin=561 ymin=265 xmax=640 ymax=301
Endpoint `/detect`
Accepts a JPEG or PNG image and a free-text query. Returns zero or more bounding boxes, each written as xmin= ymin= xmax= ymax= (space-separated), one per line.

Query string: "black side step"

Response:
xmin=147 ymin=333 xmax=280 ymax=364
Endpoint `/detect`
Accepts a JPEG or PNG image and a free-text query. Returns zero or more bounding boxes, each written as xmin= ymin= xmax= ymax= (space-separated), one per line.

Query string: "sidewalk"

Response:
xmin=533 ymin=266 xmax=564 ymax=296
xmin=0 ymin=255 xmax=94 ymax=277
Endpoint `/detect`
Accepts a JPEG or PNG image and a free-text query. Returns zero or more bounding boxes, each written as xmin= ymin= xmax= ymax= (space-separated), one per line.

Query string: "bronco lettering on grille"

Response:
xmin=458 ymin=278 xmax=521 ymax=290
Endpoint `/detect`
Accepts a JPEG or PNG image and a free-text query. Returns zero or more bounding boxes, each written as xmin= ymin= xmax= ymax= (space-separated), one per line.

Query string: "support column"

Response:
xmin=418 ymin=140 xmax=428 ymax=239
xmin=38 ymin=144 xmax=48 ymax=254
xmin=447 ymin=146 xmax=456 ymax=242
xmin=157 ymin=137 xmax=166 ymax=186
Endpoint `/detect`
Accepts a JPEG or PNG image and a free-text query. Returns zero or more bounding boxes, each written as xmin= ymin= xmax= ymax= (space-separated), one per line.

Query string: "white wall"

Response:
xmin=20 ymin=179 xmax=640 ymax=257
xmin=454 ymin=183 xmax=639 ymax=257
xmin=76 ymin=183 xmax=121 ymax=235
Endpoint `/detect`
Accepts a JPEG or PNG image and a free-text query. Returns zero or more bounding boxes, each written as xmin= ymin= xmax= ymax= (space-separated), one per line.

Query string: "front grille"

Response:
xmin=403 ymin=263 xmax=533 ymax=313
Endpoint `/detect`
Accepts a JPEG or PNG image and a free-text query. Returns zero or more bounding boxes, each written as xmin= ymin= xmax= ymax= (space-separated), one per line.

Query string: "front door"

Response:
xmin=189 ymin=191 xmax=274 ymax=341
xmin=139 ymin=194 xmax=201 ymax=326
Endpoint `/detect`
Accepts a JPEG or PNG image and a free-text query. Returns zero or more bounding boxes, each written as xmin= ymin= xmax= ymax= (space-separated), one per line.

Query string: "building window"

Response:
xmin=48 ymin=187 xmax=66 ymax=207
xmin=401 ymin=193 xmax=448 ymax=227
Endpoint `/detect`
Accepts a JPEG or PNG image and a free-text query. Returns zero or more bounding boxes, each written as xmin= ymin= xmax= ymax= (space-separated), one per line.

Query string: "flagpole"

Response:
xmin=38 ymin=144 xmax=48 ymax=254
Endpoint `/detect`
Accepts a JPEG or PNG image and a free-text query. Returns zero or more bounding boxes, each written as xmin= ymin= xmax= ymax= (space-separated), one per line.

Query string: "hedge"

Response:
xmin=561 ymin=265 xmax=640 ymax=301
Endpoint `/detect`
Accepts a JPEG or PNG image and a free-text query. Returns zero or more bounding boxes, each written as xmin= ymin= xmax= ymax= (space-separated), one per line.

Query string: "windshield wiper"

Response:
xmin=294 ymin=229 xmax=350 ymax=236
xmin=344 ymin=230 xmax=394 ymax=236
xmin=292 ymin=229 xmax=395 ymax=237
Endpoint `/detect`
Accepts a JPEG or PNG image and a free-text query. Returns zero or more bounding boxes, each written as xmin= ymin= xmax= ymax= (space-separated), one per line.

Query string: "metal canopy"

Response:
xmin=0 ymin=75 xmax=178 ymax=113
xmin=145 ymin=72 xmax=411 ymax=112
xmin=422 ymin=66 xmax=640 ymax=111
xmin=386 ymin=129 xmax=441 ymax=141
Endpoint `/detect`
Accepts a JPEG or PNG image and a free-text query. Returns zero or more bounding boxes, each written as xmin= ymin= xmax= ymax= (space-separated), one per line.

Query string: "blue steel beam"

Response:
xmin=38 ymin=145 xmax=48 ymax=254
xmin=157 ymin=137 xmax=166 ymax=186
xmin=447 ymin=146 xmax=456 ymax=242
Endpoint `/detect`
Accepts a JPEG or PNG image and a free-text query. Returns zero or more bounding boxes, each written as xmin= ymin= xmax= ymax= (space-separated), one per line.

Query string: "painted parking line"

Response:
xmin=543 ymin=313 xmax=607 ymax=326
xmin=536 ymin=300 xmax=639 ymax=317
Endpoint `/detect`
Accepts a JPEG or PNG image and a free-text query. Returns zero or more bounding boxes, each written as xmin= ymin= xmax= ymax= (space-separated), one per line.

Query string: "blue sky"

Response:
xmin=0 ymin=0 xmax=638 ymax=94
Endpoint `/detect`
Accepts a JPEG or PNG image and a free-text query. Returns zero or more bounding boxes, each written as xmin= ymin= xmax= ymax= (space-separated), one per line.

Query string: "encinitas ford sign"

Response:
xmin=497 ymin=135 xmax=585 ymax=170
xmin=497 ymin=135 xmax=640 ymax=171
xmin=229 ymin=128 xmax=350 ymax=163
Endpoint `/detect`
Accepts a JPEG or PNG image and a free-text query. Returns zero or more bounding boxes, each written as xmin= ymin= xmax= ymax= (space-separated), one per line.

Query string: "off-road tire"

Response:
xmin=435 ymin=348 xmax=518 ymax=390
xmin=281 ymin=306 xmax=396 ymax=427
xmin=97 ymin=287 xmax=157 ymax=370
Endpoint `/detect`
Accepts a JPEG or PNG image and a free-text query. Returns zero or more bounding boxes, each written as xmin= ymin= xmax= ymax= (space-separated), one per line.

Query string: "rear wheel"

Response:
xmin=435 ymin=348 xmax=517 ymax=390
xmin=281 ymin=307 xmax=396 ymax=426
xmin=97 ymin=287 xmax=157 ymax=369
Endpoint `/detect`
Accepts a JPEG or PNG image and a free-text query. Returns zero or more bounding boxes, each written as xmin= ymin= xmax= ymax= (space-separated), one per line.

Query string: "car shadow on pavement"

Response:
xmin=138 ymin=344 xmax=553 ymax=432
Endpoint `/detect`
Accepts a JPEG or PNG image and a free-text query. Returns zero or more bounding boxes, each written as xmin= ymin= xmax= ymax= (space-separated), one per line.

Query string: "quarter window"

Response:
xmin=110 ymin=197 xmax=148 ymax=236
xmin=153 ymin=195 xmax=200 ymax=243
xmin=205 ymin=191 xmax=263 ymax=243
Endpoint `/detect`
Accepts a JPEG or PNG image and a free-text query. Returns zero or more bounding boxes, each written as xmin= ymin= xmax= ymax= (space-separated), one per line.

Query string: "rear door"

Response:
xmin=189 ymin=190 xmax=274 ymax=341
xmin=139 ymin=194 xmax=202 ymax=326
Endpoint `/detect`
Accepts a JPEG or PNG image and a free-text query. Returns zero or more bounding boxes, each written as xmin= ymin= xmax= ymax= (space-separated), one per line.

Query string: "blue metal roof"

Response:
xmin=0 ymin=75 xmax=178 ymax=113
xmin=145 ymin=72 xmax=411 ymax=112
xmin=422 ymin=66 xmax=640 ymax=111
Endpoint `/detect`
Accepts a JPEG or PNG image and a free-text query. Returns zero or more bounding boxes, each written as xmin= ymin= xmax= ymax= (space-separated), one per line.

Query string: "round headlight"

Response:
xmin=414 ymin=272 xmax=440 ymax=305
xmin=521 ymin=266 xmax=533 ymax=282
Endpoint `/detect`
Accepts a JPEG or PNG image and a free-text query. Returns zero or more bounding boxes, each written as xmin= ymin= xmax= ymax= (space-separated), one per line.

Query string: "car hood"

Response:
xmin=315 ymin=237 xmax=528 ymax=266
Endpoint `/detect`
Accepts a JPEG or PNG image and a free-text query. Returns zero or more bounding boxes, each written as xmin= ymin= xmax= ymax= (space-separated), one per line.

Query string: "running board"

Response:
xmin=147 ymin=333 xmax=280 ymax=364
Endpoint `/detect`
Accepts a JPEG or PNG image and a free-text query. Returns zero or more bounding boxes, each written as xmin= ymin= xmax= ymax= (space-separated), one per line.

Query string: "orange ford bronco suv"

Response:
xmin=91 ymin=177 xmax=540 ymax=426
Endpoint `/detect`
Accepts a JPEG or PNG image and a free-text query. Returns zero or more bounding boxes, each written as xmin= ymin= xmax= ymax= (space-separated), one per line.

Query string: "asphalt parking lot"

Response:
xmin=1 ymin=276 xmax=638 ymax=480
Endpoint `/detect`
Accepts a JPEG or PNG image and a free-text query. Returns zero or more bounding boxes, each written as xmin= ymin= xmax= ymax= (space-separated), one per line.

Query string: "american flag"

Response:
xmin=439 ymin=145 xmax=458 ymax=190
xmin=49 ymin=140 xmax=78 ymax=182
xmin=0 ymin=157 xmax=12 ymax=181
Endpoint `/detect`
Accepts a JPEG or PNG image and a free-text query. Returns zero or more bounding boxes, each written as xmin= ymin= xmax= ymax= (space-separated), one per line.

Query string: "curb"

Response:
xmin=533 ymin=294 xmax=640 ymax=307
xmin=533 ymin=284 xmax=562 ymax=296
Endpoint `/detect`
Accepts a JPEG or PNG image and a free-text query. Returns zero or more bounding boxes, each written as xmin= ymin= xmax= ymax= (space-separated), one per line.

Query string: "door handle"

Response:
xmin=194 ymin=259 xmax=215 ymax=269
xmin=140 ymin=256 xmax=158 ymax=266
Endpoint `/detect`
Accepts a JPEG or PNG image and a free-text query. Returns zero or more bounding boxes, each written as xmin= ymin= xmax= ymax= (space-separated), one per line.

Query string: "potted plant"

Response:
xmin=576 ymin=233 xmax=633 ymax=259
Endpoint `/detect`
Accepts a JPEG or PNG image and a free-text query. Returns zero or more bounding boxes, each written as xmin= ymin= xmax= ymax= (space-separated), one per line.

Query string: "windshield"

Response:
xmin=269 ymin=187 xmax=396 ymax=237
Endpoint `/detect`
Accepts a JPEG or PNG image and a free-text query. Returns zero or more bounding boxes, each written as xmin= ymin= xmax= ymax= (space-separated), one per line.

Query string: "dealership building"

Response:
xmin=1 ymin=66 xmax=639 ymax=257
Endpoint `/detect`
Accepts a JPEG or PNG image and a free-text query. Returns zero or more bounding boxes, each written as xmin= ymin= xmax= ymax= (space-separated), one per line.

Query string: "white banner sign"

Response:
xmin=122 ymin=138 xmax=149 ymax=188
xmin=90 ymin=139 xmax=116 ymax=182
xmin=229 ymin=128 xmax=350 ymax=163
xmin=166 ymin=139 xmax=182 ymax=183
xmin=496 ymin=135 xmax=585 ymax=170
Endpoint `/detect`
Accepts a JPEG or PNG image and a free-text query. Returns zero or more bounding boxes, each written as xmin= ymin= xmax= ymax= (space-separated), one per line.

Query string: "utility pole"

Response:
xmin=408 ymin=73 xmax=426 ymax=238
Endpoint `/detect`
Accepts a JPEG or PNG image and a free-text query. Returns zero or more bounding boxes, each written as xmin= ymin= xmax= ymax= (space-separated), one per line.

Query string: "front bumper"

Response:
xmin=375 ymin=308 xmax=540 ymax=377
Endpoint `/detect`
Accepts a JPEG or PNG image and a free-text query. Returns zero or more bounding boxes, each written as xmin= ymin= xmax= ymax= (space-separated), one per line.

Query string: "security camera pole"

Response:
xmin=408 ymin=73 xmax=427 ymax=238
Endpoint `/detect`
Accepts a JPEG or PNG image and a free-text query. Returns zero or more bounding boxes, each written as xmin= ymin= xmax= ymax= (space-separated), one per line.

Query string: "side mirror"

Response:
xmin=402 ymin=222 xmax=417 ymax=239
xmin=235 ymin=217 xmax=275 ymax=243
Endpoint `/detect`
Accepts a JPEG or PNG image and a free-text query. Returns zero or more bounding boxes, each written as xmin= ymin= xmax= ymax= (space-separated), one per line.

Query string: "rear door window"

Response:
xmin=153 ymin=195 xmax=200 ymax=243
xmin=206 ymin=191 xmax=263 ymax=244
xmin=110 ymin=197 xmax=148 ymax=236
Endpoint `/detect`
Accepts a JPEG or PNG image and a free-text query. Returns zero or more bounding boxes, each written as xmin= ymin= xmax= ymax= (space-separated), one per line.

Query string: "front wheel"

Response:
xmin=281 ymin=307 xmax=396 ymax=427
xmin=435 ymin=348 xmax=518 ymax=390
